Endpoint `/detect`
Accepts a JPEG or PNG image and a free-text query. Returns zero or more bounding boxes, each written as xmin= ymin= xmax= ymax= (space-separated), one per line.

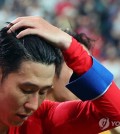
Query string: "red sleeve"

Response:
xmin=93 ymin=81 xmax=120 ymax=120
xmin=45 ymin=83 xmax=120 ymax=133
xmin=62 ymin=37 xmax=120 ymax=114
xmin=62 ymin=37 xmax=92 ymax=75
xmin=41 ymin=91 xmax=120 ymax=134
xmin=60 ymin=37 xmax=120 ymax=132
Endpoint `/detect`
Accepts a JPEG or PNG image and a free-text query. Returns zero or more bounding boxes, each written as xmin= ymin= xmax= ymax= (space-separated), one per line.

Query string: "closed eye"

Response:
xmin=39 ymin=86 xmax=53 ymax=95
xmin=21 ymin=89 xmax=35 ymax=94
xmin=19 ymin=83 xmax=53 ymax=95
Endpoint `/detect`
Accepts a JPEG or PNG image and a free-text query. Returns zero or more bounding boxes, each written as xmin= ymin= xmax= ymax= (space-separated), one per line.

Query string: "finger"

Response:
xmin=6 ymin=17 xmax=24 ymax=28
xmin=10 ymin=17 xmax=26 ymax=24
xmin=7 ymin=22 xmax=23 ymax=33
xmin=7 ymin=21 xmax=33 ymax=33
xmin=10 ymin=16 xmax=37 ymax=25
xmin=6 ymin=22 xmax=13 ymax=28
xmin=16 ymin=28 xmax=38 ymax=38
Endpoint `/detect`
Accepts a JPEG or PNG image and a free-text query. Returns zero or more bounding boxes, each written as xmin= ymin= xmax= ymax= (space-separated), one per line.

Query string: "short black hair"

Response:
xmin=0 ymin=26 xmax=63 ymax=80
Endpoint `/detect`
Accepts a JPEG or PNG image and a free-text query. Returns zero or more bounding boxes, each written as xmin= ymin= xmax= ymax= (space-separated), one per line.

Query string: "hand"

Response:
xmin=7 ymin=16 xmax=72 ymax=50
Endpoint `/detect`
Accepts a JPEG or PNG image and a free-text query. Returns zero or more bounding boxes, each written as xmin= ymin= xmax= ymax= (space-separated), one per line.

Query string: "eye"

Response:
xmin=39 ymin=92 xmax=45 ymax=95
xmin=21 ymin=88 xmax=35 ymax=94
xmin=39 ymin=87 xmax=52 ymax=96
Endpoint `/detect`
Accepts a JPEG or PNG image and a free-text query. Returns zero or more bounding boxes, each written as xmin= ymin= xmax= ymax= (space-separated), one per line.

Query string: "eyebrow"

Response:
xmin=21 ymin=82 xmax=53 ymax=90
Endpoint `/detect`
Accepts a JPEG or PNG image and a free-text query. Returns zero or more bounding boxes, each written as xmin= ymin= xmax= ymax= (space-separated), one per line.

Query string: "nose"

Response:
xmin=24 ymin=94 xmax=39 ymax=112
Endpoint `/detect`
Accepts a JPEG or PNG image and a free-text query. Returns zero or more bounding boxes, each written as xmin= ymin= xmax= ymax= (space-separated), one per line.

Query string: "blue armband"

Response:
xmin=66 ymin=57 xmax=113 ymax=101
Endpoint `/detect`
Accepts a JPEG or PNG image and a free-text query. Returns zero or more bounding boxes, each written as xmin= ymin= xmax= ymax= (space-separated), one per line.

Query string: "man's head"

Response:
xmin=0 ymin=26 xmax=63 ymax=127
xmin=0 ymin=27 xmax=63 ymax=80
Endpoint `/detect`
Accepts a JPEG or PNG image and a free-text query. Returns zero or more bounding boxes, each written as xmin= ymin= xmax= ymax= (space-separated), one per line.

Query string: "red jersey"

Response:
xmin=8 ymin=38 xmax=120 ymax=134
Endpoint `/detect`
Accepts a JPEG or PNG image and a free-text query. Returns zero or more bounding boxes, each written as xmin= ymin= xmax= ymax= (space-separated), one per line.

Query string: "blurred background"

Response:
xmin=0 ymin=0 xmax=120 ymax=88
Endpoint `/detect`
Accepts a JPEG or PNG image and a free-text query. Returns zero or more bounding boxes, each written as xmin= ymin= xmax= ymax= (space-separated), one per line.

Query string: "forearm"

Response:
xmin=62 ymin=37 xmax=92 ymax=75
xmin=62 ymin=37 xmax=120 ymax=129
xmin=62 ymin=37 xmax=113 ymax=100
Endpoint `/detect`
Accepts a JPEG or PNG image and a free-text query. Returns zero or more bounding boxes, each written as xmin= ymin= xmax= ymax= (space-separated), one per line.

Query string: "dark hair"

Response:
xmin=71 ymin=33 xmax=95 ymax=50
xmin=0 ymin=26 xmax=63 ymax=80
xmin=64 ymin=29 xmax=95 ymax=50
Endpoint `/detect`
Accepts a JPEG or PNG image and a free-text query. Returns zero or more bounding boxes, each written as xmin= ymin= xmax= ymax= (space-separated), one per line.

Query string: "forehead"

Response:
xmin=15 ymin=61 xmax=55 ymax=87
xmin=19 ymin=61 xmax=55 ymax=75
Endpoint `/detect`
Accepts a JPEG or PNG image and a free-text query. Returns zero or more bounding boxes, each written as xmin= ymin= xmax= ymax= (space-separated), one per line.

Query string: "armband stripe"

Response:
xmin=66 ymin=57 xmax=113 ymax=101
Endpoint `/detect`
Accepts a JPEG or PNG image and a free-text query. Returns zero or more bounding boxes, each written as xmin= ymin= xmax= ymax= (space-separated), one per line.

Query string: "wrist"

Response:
xmin=58 ymin=31 xmax=72 ymax=50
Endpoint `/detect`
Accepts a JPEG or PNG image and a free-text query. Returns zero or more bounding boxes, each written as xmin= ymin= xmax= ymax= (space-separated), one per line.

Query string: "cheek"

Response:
xmin=0 ymin=94 xmax=20 ymax=115
xmin=8 ymin=89 xmax=28 ymax=109
xmin=0 ymin=78 xmax=28 ymax=110
xmin=8 ymin=94 xmax=24 ymax=109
